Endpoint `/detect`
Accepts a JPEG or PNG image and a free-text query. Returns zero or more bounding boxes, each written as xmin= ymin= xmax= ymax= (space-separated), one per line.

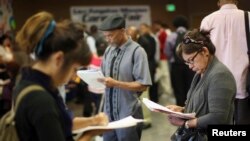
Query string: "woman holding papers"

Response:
xmin=13 ymin=11 xmax=108 ymax=141
xmin=166 ymin=29 xmax=236 ymax=140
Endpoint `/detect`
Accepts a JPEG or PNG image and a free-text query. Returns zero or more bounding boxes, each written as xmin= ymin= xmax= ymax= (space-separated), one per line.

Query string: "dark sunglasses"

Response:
xmin=183 ymin=37 xmax=204 ymax=45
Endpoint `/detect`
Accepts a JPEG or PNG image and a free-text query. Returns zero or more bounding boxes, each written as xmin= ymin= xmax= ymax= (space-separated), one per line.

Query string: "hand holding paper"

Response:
xmin=142 ymin=98 xmax=196 ymax=119
xmin=73 ymin=116 xmax=144 ymax=141
xmin=77 ymin=69 xmax=105 ymax=89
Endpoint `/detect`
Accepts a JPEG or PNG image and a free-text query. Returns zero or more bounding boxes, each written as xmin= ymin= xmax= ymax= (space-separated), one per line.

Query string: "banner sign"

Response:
xmin=70 ymin=5 xmax=151 ymax=29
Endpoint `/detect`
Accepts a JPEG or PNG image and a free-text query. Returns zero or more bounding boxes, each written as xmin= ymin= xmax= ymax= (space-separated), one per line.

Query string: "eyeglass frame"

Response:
xmin=184 ymin=50 xmax=201 ymax=65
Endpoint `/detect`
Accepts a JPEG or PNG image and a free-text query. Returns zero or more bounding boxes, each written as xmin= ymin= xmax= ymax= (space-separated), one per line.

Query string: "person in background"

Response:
xmin=162 ymin=23 xmax=172 ymax=37
xmin=165 ymin=15 xmax=195 ymax=106
xmin=87 ymin=36 xmax=108 ymax=114
xmin=0 ymin=34 xmax=14 ymax=63
xmin=152 ymin=21 xmax=168 ymax=61
xmin=90 ymin=24 xmax=108 ymax=52
xmin=82 ymin=23 xmax=97 ymax=56
xmin=0 ymin=61 xmax=19 ymax=117
xmin=200 ymin=0 xmax=250 ymax=124
xmin=152 ymin=20 xmax=172 ymax=97
xmin=76 ymin=24 xmax=98 ymax=116
xmin=126 ymin=25 xmax=139 ymax=42
xmin=14 ymin=11 xmax=108 ymax=141
xmin=99 ymin=15 xmax=152 ymax=141
xmin=138 ymin=23 xmax=158 ymax=103
xmin=127 ymin=25 xmax=152 ymax=129
xmin=0 ymin=34 xmax=15 ymax=117
xmin=166 ymin=29 xmax=236 ymax=140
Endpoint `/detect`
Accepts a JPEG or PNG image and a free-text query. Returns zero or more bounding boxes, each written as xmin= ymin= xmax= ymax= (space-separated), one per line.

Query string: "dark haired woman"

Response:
xmin=14 ymin=11 xmax=108 ymax=141
xmin=166 ymin=29 xmax=236 ymax=140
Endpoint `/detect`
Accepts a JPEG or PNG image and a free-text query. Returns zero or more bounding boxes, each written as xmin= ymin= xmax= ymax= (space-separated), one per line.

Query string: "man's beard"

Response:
xmin=110 ymin=42 xmax=118 ymax=47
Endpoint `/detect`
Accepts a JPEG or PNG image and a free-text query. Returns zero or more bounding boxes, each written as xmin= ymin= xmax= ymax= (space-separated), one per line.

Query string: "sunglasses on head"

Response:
xmin=183 ymin=37 xmax=204 ymax=45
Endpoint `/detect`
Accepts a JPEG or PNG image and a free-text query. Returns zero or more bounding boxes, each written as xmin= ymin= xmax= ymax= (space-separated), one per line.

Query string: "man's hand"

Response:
xmin=99 ymin=77 xmax=118 ymax=88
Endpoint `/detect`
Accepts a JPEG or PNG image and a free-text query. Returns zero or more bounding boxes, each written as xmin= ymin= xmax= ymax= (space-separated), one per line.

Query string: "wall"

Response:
xmin=187 ymin=0 xmax=250 ymax=28
xmin=12 ymin=0 xmax=188 ymax=31
xmin=12 ymin=0 xmax=250 ymax=31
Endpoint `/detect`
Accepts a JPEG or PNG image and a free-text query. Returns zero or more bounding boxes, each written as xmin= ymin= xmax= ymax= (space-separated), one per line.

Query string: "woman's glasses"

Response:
xmin=183 ymin=37 xmax=204 ymax=45
xmin=184 ymin=51 xmax=200 ymax=65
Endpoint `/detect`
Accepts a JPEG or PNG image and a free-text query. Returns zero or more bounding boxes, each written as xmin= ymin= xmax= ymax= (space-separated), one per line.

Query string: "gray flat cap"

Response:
xmin=99 ymin=15 xmax=125 ymax=31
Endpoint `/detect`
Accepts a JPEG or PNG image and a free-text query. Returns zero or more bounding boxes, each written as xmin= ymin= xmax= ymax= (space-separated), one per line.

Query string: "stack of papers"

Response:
xmin=73 ymin=116 xmax=145 ymax=140
xmin=77 ymin=69 xmax=105 ymax=89
xmin=142 ymin=98 xmax=196 ymax=119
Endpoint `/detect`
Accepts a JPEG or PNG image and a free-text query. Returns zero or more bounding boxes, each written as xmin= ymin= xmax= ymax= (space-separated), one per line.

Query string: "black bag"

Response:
xmin=245 ymin=11 xmax=250 ymax=94
xmin=247 ymin=71 xmax=250 ymax=94
xmin=171 ymin=126 xmax=207 ymax=141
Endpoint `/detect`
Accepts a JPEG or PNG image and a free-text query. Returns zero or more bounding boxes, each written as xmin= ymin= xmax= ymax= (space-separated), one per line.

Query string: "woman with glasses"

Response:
xmin=166 ymin=29 xmax=236 ymax=140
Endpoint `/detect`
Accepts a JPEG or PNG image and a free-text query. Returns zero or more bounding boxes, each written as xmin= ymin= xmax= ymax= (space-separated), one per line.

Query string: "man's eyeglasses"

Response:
xmin=183 ymin=37 xmax=203 ymax=45
xmin=184 ymin=51 xmax=200 ymax=65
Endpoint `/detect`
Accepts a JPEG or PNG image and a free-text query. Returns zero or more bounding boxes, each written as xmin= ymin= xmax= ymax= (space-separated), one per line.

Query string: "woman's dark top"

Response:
xmin=14 ymin=67 xmax=74 ymax=141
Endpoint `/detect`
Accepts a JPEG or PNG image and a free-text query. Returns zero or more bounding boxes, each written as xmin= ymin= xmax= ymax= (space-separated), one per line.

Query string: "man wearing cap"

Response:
xmin=99 ymin=15 xmax=152 ymax=141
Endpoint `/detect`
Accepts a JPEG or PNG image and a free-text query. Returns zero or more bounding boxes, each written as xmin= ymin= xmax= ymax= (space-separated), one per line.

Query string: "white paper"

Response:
xmin=142 ymin=98 xmax=196 ymax=119
xmin=77 ymin=69 xmax=105 ymax=89
xmin=73 ymin=116 xmax=145 ymax=140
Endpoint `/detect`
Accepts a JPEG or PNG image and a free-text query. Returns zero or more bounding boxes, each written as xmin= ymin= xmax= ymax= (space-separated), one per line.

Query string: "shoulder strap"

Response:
xmin=131 ymin=46 xmax=140 ymax=81
xmin=5 ymin=85 xmax=45 ymax=124
xmin=132 ymin=46 xmax=139 ymax=65
xmin=14 ymin=85 xmax=45 ymax=112
xmin=244 ymin=11 xmax=250 ymax=56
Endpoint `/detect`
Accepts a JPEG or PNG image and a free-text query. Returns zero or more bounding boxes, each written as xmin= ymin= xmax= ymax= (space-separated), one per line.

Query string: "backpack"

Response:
xmin=0 ymin=85 xmax=44 ymax=141
xmin=173 ymin=31 xmax=186 ymax=64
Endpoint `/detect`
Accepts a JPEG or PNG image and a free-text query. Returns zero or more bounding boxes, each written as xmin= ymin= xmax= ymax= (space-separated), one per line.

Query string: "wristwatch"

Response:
xmin=184 ymin=120 xmax=189 ymax=129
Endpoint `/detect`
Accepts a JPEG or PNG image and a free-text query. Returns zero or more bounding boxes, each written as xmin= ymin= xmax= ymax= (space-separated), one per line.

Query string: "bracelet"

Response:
xmin=184 ymin=120 xmax=189 ymax=129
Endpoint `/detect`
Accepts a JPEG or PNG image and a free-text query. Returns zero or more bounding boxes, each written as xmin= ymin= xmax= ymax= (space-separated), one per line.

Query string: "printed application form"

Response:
xmin=77 ymin=69 xmax=105 ymax=89
xmin=73 ymin=116 xmax=144 ymax=140
xmin=142 ymin=98 xmax=196 ymax=119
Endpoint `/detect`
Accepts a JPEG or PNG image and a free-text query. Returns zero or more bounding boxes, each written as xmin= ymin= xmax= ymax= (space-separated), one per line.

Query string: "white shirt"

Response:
xmin=200 ymin=4 xmax=250 ymax=99
xmin=150 ymin=33 xmax=160 ymax=63
xmin=84 ymin=32 xmax=97 ymax=55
